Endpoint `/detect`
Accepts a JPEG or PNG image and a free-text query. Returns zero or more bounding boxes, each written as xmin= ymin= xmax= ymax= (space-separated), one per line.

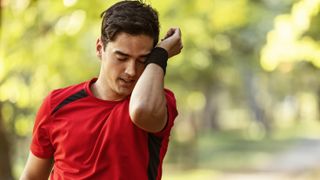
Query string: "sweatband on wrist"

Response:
xmin=146 ymin=47 xmax=168 ymax=74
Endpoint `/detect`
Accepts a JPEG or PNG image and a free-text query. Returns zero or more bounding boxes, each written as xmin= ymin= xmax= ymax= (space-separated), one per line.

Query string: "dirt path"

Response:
xmin=220 ymin=138 xmax=320 ymax=180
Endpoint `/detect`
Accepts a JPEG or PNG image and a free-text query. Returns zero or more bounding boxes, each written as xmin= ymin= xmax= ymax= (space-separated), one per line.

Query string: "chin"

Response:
xmin=117 ymin=88 xmax=133 ymax=97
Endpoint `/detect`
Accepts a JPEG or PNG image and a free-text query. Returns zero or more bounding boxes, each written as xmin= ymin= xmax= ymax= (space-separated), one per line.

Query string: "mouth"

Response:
xmin=119 ymin=78 xmax=135 ymax=87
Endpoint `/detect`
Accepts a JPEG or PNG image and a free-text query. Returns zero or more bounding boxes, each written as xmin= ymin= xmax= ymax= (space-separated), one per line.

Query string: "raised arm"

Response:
xmin=20 ymin=151 xmax=53 ymax=180
xmin=129 ymin=28 xmax=183 ymax=133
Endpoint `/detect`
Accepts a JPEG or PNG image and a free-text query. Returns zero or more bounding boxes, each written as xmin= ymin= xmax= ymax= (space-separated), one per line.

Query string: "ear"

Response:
xmin=96 ymin=38 xmax=104 ymax=59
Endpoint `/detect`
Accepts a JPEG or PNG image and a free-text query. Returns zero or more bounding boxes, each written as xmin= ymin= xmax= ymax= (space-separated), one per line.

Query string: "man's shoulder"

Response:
xmin=51 ymin=80 xmax=88 ymax=97
xmin=164 ymin=88 xmax=175 ymax=96
xmin=164 ymin=88 xmax=176 ymax=100
xmin=164 ymin=88 xmax=177 ymax=108
xmin=45 ymin=79 xmax=90 ymax=110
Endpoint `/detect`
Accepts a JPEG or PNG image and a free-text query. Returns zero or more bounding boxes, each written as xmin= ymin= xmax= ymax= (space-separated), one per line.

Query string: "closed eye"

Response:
xmin=114 ymin=50 xmax=129 ymax=61
xmin=137 ymin=57 xmax=147 ymax=64
xmin=138 ymin=54 xmax=149 ymax=64
xmin=116 ymin=56 xmax=128 ymax=61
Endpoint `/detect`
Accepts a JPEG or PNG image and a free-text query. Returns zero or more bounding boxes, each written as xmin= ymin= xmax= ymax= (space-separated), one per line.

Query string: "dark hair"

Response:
xmin=100 ymin=0 xmax=160 ymax=48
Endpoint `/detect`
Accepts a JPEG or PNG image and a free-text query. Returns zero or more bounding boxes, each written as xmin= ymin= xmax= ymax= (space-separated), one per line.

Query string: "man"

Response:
xmin=20 ymin=0 xmax=182 ymax=180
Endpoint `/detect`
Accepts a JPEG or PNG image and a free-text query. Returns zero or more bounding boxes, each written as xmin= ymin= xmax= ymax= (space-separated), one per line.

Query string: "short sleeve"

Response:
xmin=153 ymin=89 xmax=178 ymax=137
xmin=30 ymin=93 xmax=54 ymax=159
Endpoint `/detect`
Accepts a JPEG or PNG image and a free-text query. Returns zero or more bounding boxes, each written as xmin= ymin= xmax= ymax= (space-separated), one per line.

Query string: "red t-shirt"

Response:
xmin=31 ymin=78 xmax=178 ymax=180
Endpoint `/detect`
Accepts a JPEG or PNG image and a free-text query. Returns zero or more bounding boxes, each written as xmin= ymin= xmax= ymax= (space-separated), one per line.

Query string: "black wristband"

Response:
xmin=146 ymin=47 xmax=168 ymax=74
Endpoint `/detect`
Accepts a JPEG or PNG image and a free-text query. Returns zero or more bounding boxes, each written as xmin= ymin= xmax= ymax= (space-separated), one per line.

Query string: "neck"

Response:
xmin=91 ymin=78 xmax=124 ymax=101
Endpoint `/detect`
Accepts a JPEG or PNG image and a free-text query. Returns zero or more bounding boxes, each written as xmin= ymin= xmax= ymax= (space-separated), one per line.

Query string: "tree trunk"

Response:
xmin=0 ymin=102 xmax=14 ymax=180
xmin=202 ymin=86 xmax=220 ymax=131
xmin=243 ymin=70 xmax=272 ymax=136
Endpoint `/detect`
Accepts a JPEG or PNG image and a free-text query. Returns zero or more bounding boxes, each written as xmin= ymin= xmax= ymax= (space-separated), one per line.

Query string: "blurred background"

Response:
xmin=1 ymin=0 xmax=320 ymax=179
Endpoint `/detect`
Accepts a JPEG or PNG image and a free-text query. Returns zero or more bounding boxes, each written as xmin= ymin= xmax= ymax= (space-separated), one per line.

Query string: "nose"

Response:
xmin=125 ymin=60 xmax=136 ymax=77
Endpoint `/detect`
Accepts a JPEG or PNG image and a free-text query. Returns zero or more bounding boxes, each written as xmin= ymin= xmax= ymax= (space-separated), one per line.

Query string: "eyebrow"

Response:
xmin=114 ymin=50 xmax=129 ymax=57
xmin=114 ymin=50 xmax=150 ymax=58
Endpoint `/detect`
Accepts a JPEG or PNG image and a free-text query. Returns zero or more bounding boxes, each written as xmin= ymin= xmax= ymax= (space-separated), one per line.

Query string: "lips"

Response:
xmin=119 ymin=78 xmax=135 ymax=87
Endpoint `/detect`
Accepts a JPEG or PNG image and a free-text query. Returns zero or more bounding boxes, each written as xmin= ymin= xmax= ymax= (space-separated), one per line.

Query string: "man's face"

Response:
xmin=96 ymin=32 xmax=154 ymax=100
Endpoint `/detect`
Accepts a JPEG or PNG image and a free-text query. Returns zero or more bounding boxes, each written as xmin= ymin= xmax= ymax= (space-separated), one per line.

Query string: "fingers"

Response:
xmin=162 ymin=29 xmax=174 ymax=41
xmin=174 ymin=28 xmax=181 ymax=38
xmin=157 ymin=27 xmax=183 ymax=58
xmin=171 ymin=28 xmax=182 ymax=49
xmin=169 ymin=28 xmax=181 ymax=39
xmin=167 ymin=28 xmax=183 ymax=54
xmin=165 ymin=28 xmax=175 ymax=39
xmin=166 ymin=28 xmax=182 ymax=47
xmin=162 ymin=27 xmax=181 ymax=41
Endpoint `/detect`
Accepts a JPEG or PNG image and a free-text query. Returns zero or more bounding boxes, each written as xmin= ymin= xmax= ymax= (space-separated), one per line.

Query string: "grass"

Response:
xmin=162 ymin=123 xmax=320 ymax=179
xmin=197 ymin=132 xmax=296 ymax=170
xmin=165 ymin=130 xmax=296 ymax=171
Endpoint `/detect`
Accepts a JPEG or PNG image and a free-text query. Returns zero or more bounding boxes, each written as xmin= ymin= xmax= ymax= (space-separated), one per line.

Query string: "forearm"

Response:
xmin=129 ymin=27 xmax=182 ymax=132
xmin=20 ymin=152 xmax=53 ymax=180
xmin=20 ymin=167 xmax=51 ymax=180
xmin=129 ymin=63 xmax=167 ymax=132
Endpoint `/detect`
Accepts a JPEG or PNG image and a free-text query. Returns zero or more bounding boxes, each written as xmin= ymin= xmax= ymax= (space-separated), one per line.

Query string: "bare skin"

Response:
xmin=20 ymin=152 xmax=53 ymax=180
xmin=129 ymin=28 xmax=183 ymax=132
xmin=20 ymin=28 xmax=183 ymax=180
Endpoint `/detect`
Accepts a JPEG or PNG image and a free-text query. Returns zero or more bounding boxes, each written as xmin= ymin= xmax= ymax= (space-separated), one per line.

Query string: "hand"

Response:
xmin=157 ymin=27 xmax=183 ymax=58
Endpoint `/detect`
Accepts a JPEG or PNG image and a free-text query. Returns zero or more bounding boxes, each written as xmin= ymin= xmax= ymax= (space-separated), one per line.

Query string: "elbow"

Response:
xmin=129 ymin=102 xmax=166 ymax=133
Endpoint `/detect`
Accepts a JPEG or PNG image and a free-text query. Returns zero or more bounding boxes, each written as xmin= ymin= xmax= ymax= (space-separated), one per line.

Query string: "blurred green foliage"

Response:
xmin=1 ymin=0 xmax=320 ymax=179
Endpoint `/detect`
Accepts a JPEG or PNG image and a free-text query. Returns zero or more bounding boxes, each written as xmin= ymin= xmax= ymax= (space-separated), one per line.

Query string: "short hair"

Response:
xmin=100 ymin=0 xmax=160 ymax=48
